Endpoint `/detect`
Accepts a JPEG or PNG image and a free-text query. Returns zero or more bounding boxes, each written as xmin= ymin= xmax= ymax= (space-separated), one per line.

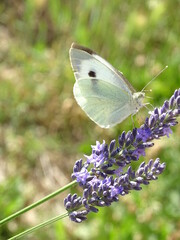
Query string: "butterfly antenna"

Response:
xmin=141 ymin=65 xmax=168 ymax=92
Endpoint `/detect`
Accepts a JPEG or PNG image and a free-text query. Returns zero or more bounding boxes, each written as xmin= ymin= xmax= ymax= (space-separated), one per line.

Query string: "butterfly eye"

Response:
xmin=88 ymin=70 xmax=96 ymax=77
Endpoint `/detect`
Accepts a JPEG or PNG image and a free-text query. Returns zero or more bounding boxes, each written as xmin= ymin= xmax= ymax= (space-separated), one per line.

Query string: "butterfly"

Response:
xmin=69 ymin=43 xmax=145 ymax=128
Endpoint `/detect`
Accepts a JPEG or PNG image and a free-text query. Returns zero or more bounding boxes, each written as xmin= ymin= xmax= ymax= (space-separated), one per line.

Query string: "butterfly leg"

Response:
xmin=131 ymin=113 xmax=136 ymax=128
xmin=144 ymin=102 xmax=154 ymax=111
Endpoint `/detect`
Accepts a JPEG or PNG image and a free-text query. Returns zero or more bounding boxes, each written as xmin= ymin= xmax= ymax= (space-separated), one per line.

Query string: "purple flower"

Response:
xmin=132 ymin=148 xmax=146 ymax=159
xmin=137 ymin=127 xmax=151 ymax=141
xmin=64 ymin=88 xmax=180 ymax=223
xmin=163 ymin=127 xmax=172 ymax=137
xmin=110 ymin=185 xmax=124 ymax=197
xmin=86 ymin=140 xmax=109 ymax=167
xmin=73 ymin=167 xmax=90 ymax=185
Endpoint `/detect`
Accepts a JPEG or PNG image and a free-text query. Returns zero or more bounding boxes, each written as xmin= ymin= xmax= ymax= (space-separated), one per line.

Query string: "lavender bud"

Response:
xmin=137 ymin=167 xmax=144 ymax=176
xmin=119 ymin=131 xmax=125 ymax=145
xmin=148 ymin=115 xmax=155 ymax=128
xmin=139 ymin=161 xmax=145 ymax=168
xmin=125 ymin=140 xmax=131 ymax=147
xmin=159 ymin=113 xmax=166 ymax=122
xmin=164 ymin=100 xmax=169 ymax=110
xmin=109 ymin=139 xmax=116 ymax=153
xmin=135 ymin=177 xmax=144 ymax=182
xmin=176 ymin=96 xmax=180 ymax=107
xmin=126 ymin=131 xmax=132 ymax=140
xmin=89 ymin=206 xmax=99 ymax=213
xmin=154 ymin=108 xmax=159 ymax=116
xmin=132 ymin=128 xmax=137 ymax=138
xmin=148 ymin=159 xmax=154 ymax=168
xmin=111 ymin=148 xmax=120 ymax=157
xmin=174 ymin=89 xmax=178 ymax=99
xmin=153 ymin=158 xmax=160 ymax=168
xmin=169 ymin=96 xmax=175 ymax=107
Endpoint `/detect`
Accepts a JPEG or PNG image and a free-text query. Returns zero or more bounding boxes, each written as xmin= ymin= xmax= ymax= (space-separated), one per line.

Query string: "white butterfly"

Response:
xmin=69 ymin=43 xmax=145 ymax=128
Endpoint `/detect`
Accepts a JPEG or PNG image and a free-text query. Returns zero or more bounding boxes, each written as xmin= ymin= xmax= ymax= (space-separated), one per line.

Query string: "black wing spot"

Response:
xmin=88 ymin=70 xmax=96 ymax=77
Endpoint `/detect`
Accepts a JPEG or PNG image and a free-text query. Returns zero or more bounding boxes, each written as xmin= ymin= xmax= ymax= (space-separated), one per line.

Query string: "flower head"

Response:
xmin=64 ymin=89 xmax=180 ymax=223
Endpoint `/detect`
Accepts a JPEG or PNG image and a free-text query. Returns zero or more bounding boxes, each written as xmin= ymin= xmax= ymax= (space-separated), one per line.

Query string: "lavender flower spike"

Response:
xmin=64 ymin=89 xmax=180 ymax=223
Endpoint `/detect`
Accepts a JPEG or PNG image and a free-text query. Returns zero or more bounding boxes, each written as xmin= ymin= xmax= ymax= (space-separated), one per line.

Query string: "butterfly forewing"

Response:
xmin=69 ymin=43 xmax=135 ymax=94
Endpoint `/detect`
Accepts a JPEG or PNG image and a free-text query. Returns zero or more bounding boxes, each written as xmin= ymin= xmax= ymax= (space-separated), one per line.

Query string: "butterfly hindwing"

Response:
xmin=73 ymin=78 xmax=134 ymax=128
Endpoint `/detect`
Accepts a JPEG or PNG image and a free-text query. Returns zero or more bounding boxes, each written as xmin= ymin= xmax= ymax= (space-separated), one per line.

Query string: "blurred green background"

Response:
xmin=0 ymin=0 xmax=180 ymax=239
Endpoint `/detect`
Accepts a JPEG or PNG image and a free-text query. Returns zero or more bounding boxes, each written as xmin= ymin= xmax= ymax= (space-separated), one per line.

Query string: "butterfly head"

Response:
xmin=133 ymin=92 xmax=145 ymax=110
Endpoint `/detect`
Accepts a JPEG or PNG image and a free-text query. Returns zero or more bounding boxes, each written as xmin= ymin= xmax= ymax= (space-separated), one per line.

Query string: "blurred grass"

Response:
xmin=0 ymin=0 xmax=180 ymax=239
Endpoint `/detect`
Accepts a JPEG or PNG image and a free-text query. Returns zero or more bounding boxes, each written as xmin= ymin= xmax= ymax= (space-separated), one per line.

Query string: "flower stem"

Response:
xmin=8 ymin=212 xmax=69 ymax=239
xmin=0 ymin=180 xmax=77 ymax=226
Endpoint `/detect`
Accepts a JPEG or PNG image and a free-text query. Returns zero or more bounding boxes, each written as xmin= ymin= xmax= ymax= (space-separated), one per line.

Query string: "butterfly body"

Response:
xmin=69 ymin=43 xmax=145 ymax=128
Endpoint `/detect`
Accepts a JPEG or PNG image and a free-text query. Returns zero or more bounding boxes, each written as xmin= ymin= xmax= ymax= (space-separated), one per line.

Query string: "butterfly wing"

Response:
xmin=69 ymin=43 xmax=136 ymax=94
xmin=74 ymin=78 xmax=135 ymax=128
xmin=69 ymin=43 xmax=139 ymax=128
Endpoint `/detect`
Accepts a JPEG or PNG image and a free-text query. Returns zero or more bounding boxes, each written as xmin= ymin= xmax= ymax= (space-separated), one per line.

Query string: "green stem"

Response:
xmin=0 ymin=180 xmax=77 ymax=226
xmin=8 ymin=212 xmax=69 ymax=240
